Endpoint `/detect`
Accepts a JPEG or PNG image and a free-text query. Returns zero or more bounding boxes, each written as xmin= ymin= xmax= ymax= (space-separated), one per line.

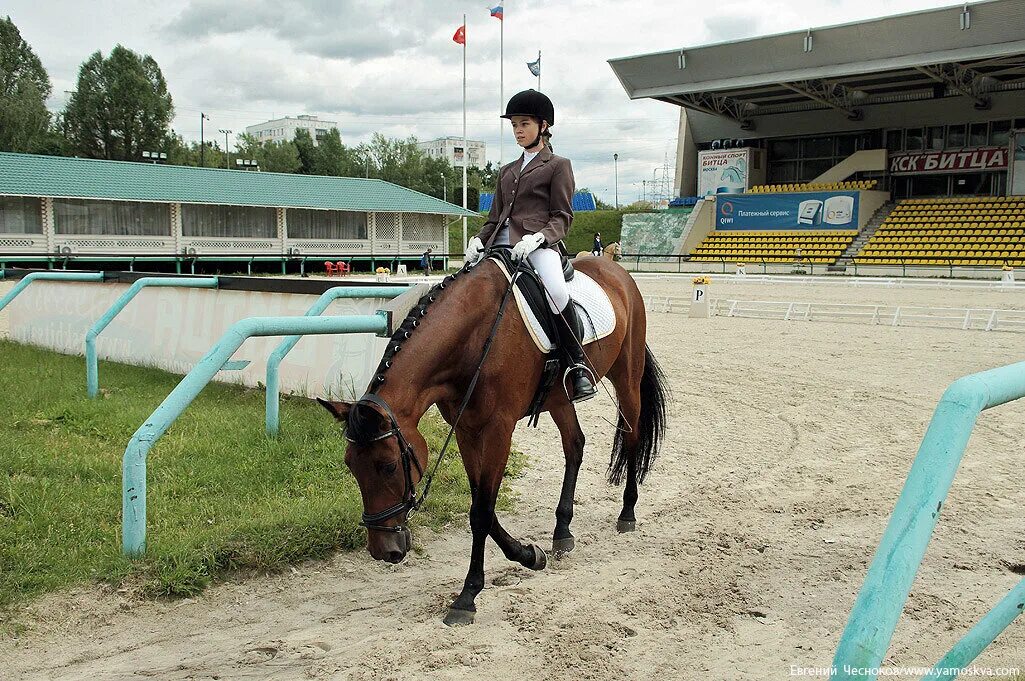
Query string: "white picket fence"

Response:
xmin=645 ymin=295 xmax=1025 ymax=333
xmin=632 ymin=272 xmax=1025 ymax=291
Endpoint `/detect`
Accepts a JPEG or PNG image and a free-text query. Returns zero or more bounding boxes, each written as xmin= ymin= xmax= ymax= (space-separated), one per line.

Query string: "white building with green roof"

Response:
xmin=0 ymin=152 xmax=475 ymax=270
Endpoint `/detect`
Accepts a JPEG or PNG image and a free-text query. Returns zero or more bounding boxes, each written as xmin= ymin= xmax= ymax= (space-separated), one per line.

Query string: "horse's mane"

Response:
xmin=346 ymin=266 xmax=471 ymax=444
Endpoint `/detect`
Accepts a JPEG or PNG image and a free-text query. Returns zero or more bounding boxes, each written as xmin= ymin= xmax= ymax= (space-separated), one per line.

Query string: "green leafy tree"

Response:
xmin=293 ymin=128 xmax=317 ymax=174
xmin=63 ymin=45 xmax=174 ymax=160
xmin=0 ymin=16 xmax=53 ymax=153
xmin=234 ymin=132 xmax=301 ymax=174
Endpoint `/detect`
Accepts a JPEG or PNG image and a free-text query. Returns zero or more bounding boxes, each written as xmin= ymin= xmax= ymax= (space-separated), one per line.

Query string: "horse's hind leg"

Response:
xmin=611 ymin=385 xmax=642 ymax=533
xmin=549 ymin=401 xmax=585 ymax=557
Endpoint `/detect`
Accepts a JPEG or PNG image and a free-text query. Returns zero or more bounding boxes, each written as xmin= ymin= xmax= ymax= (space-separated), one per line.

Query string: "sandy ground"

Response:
xmin=3 ymin=275 xmax=1025 ymax=680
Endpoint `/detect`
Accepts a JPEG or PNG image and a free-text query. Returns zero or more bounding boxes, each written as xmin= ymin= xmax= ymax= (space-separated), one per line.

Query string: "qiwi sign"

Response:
xmin=889 ymin=147 xmax=1008 ymax=175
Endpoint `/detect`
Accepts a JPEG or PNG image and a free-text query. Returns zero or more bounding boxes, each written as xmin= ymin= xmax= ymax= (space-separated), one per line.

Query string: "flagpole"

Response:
xmin=462 ymin=13 xmax=468 ymax=251
xmin=499 ymin=8 xmax=504 ymax=166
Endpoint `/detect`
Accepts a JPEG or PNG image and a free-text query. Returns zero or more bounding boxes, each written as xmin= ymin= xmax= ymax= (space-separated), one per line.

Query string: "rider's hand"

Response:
xmin=464 ymin=236 xmax=484 ymax=265
xmin=511 ymin=233 xmax=545 ymax=261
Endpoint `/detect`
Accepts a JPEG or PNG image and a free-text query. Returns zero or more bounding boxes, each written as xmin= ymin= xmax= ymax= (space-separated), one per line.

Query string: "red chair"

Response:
xmin=336 ymin=261 xmax=351 ymax=276
xmin=324 ymin=261 xmax=338 ymax=277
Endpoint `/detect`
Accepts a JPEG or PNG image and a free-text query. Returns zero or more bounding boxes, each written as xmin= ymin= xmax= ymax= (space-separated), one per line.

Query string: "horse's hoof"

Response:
xmin=617 ymin=519 xmax=636 ymax=533
xmin=528 ymin=544 xmax=548 ymax=571
xmin=552 ymin=536 xmax=575 ymax=559
xmin=443 ymin=607 xmax=475 ymax=627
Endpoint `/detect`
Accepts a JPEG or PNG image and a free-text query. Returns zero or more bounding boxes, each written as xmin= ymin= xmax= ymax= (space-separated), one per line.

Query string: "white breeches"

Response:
xmin=495 ymin=224 xmax=568 ymax=313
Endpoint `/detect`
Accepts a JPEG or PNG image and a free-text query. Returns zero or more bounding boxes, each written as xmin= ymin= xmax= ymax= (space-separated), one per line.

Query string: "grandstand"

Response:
xmin=609 ymin=0 xmax=1025 ymax=274
xmin=854 ymin=197 xmax=1025 ymax=266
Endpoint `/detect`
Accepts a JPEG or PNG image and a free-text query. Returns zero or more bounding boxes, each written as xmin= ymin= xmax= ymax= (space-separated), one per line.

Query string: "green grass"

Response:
xmin=447 ymin=209 xmax=649 ymax=255
xmin=0 ymin=340 xmax=521 ymax=627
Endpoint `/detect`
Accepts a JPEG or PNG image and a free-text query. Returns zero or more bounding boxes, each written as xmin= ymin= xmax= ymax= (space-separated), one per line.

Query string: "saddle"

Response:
xmin=478 ymin=247 xmax=614 ymax=425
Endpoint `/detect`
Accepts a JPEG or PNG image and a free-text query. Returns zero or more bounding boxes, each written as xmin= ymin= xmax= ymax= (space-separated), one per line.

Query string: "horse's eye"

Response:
xmin=378 ymin=461 xmax=398 ymax=476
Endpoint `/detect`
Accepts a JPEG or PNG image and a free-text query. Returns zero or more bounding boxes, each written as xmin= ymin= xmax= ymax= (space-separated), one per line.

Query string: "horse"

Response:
xmin=318 ymin=251 xmax=669 ymax=626
xmin=575 ymin=241 xmax=622 ymax=261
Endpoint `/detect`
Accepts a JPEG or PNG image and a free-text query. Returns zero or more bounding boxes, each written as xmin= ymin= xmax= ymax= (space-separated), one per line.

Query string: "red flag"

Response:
xmin=452 ymin=25 xmax=465 ymax=44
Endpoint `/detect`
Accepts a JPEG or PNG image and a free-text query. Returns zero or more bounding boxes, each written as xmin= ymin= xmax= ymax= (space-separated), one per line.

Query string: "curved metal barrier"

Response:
xmin=121 ymin=313 xmax=390 ymax=556
xmin=832 ymin=361 xmax=1025 ymax=678
xmin=85 ymin=276 xmax=220 ymax=397
xmin=0 ymin=271 xmax=106 ymax=314
xmin=263 ymin=285 xmax=408 ymax=436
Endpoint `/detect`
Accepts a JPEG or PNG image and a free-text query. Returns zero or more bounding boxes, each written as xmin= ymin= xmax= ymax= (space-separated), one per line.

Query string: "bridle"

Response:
xmin=347 ymin=255 xmax=526 ymax=535
xmin=345 ymin=393 xmax=424 ymax=533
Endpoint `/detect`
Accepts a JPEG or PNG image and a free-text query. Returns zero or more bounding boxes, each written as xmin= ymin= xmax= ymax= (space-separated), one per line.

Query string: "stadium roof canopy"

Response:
xmin=0 ymin=152 xmax=477 ymax=216
xmin=608 ymin=0 xmax=1025 ymax=134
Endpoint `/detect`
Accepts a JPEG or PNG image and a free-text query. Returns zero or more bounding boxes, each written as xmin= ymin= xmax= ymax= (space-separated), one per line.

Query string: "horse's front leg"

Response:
xmin=444 ymin=420 xmax=540 ymax=625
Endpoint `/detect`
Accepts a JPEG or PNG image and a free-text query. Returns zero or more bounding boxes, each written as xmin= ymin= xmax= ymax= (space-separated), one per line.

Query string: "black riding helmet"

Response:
xmin=501 ymin=89 xmax=554 ymax=149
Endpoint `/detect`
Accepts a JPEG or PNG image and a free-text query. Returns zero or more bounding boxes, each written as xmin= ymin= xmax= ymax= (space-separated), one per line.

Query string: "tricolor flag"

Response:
xmin=489 ymin=4 xmax=503 ymax=20
xmin=452 ymin=24 xmax=465 ymax=44
xmin=527 ymin=54 xmax=541 ymax=77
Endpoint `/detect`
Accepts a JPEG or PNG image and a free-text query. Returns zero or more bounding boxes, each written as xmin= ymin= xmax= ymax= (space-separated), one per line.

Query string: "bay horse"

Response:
xmin=318 ymin=252 xmax=668 ymax=625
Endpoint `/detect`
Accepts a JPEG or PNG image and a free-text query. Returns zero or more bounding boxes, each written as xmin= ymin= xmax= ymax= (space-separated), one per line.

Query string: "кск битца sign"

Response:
xmin=715 ymin=192 xmax=859 ymax=230
xmin=889 ymin=147 xmax=1008 ymax=175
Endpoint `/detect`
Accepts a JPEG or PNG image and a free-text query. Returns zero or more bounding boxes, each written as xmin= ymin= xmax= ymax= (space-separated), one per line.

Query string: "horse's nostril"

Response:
xmin=385 ymin=550 xmax=405 ymax=564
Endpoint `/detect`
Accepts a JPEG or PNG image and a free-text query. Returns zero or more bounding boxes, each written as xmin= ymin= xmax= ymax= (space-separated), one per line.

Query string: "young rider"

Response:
xmin=464 ymin=89 xmax=596 ymax=402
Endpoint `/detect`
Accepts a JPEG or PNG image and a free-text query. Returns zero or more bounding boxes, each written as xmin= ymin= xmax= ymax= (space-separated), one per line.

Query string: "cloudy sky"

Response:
xmin=9 ymin=0 xmax=952 ymax=205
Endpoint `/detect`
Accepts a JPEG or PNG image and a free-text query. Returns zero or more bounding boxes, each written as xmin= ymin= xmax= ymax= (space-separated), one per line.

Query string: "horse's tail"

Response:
xmin=608 ymin=344 xmax=670 ymax=485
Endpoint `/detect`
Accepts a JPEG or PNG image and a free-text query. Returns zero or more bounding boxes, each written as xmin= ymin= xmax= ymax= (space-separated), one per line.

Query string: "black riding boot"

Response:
xmin=557 ymin=302 xmax=597 ymax=403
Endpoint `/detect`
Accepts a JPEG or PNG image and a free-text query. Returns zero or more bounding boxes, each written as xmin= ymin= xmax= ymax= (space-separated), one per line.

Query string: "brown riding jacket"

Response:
xmin=476 ymin=146 xmax=575 ymax=250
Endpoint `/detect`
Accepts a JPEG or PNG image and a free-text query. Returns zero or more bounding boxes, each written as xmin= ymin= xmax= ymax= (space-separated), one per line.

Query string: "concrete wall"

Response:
xmin=675 ymin=109 xmax=698 ymax=197
xmin=857 ymin=190 xmax=892 ymax=228
xmin=5 ymin=282 xmax=392 ymax=399
xmin=813 ymin=150 xmax=888 ymax=184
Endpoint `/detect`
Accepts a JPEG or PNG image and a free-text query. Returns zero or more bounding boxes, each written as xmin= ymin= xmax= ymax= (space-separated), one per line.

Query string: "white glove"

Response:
xmin=511 ymin=233 xmax=545 ymax=261
xmin=464 ymin=236 xmax=484 ymax=265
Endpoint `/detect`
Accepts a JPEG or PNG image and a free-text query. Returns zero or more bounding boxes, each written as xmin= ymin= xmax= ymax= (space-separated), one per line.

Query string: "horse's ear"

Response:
xmin=317 ymin=398 xmax=353 ymax=422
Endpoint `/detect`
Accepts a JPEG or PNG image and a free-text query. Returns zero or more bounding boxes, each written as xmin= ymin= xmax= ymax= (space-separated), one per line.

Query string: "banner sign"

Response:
xmin=888 ymin=147 xmax=1008 ymax=175
xmin=715 ymin=192 xmax=859 ymax=230
xmin=698 ymin=149 xmax=750 ymax=196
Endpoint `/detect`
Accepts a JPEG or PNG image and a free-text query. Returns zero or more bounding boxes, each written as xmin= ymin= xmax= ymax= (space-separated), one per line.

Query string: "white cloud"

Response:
xmin=8 ymin=0 xmax=951 ymax=204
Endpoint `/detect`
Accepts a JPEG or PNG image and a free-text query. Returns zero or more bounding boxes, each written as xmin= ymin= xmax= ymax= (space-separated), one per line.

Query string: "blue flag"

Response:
xmin=527 ymin=54 xmax=540 ymax=77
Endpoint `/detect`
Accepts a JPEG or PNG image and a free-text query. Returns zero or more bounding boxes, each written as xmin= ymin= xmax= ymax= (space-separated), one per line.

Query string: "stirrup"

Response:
xmin=562 ymin=364 xmax=598 ymax=403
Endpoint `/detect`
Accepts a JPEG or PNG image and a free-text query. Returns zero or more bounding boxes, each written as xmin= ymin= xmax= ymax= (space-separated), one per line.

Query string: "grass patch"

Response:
xmin=0 ymin=339 xmax=521 ymax=626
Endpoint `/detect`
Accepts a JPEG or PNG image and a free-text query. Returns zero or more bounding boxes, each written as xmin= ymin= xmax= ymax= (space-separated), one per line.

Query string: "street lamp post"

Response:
xmin=219 ymin=129 xmax=232 ymax=169
xmin=200 ymin=113 xmax=210 ymax=167
xmin=613 ymin=153 xmax=619 ymax=209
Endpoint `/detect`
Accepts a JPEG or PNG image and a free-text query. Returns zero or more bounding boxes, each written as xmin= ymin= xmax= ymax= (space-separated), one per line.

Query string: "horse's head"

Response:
xmin=318 ymin=397 xmax=424 ymax=564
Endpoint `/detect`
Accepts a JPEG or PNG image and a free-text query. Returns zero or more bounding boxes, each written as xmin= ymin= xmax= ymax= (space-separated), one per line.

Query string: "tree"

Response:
xmin=63 ymin=45 xmax=174 ymax=161
xmin=234 ymin=132 xmax=301 ymax=174
xmin=0 ymin=16 xmax=53 ymax=153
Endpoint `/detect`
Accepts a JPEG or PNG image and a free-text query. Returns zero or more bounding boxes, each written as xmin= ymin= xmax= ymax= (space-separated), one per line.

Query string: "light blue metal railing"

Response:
xmin=86 ymin=276 xmax=220 ymax=397
xmin=264 ymin=285 xmax=408 ymax=436
xmin=121 ymin=313 xmax=389 ymax=556
xmin=0 ymin=271 xmax=106 ymax=314
xmin=832 ymin=361 xmax=1025 ymax=678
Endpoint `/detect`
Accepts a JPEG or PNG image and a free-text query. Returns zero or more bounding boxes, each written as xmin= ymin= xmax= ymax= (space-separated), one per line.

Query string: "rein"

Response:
xmin=351 ymin=253 xmax=527 ymax=533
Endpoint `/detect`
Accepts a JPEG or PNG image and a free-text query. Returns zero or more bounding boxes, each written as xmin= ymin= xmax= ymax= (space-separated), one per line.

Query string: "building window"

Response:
xmin=990 ymin=120 xmax=1011 ymax=148
xmin=801 ymin=137 xmax=833 ymax=158
xmin=946 ymin=124 xmax=966 ymax=148
xmin=968 ymin=122 xmax=987 ymax=147
xmin=885 ymin=129 xmax=903 ymax=153
xmin=286 ymin=208 xmax=367 ymax=240
xmin=926 ymin=126 xmax=944 ymax=151
xmin=53 ymin=198 xmax=170 ymax=236
xmin=0 ymin=196 xmax=43 ymax=234
xmin=768 ymin=138 xmax=799 ymax=161
xmin=905 ymin=128 xmax=924 ymax=151
xmin=181 ymin=204 xmax=276 ymax=238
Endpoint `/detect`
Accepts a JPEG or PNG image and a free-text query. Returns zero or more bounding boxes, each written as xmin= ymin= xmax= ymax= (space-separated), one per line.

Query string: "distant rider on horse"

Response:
xmin=463 ymin=89 xmax=597 ymax=402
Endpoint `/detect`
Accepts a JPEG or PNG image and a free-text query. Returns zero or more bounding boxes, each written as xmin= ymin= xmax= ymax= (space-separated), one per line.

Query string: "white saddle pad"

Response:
xmin=489 ymin=259 xmax=616 ymax=353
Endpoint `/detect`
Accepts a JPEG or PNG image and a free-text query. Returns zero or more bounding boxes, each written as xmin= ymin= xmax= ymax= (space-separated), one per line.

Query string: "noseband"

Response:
xmin=345 ymin=393 xmax=423 ymax=533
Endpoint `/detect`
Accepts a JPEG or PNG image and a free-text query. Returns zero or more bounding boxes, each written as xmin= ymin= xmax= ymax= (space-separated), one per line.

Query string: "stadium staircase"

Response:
xmin=853 ymin=197 xmax=1025 ymax=267
xmin=829 ymin=200 xmax=896 ymax=272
